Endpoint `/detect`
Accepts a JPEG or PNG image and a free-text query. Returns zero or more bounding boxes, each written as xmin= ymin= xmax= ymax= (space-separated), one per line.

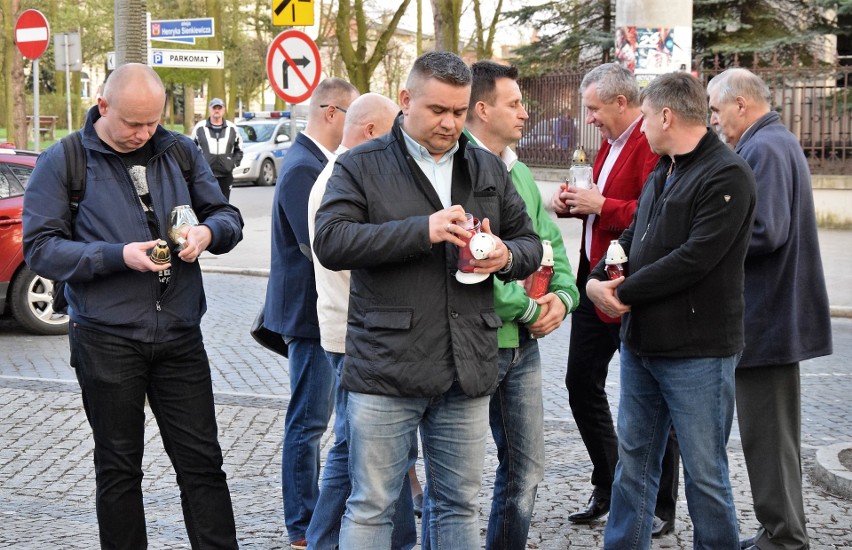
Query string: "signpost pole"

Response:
xmin=33 ymin=60 xmax=40 ymax=152
xmin=16 ymin=9 xmax=50 ymax=151
xmin=64 ymin=35 xmax=73 ymax=133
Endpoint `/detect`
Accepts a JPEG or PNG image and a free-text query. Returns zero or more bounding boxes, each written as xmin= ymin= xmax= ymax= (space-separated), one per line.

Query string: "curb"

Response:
xmin=200 ymin=265 xmax=270 ymax=278
xmin=200 ymin=266 xmax=852 ymax=318
xmin=813 ymin=443 xmax=852 ymax=500
xmin=831 ymin=306 xmax=852 ymax=319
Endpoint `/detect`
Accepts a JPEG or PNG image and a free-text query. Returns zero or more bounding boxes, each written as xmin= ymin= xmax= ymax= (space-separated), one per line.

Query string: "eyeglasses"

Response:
xmin=320 ymin=104 xmax=347 ymax=113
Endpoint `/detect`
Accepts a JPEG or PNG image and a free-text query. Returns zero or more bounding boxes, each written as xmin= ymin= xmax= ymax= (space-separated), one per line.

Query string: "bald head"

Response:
xmin=95 ymin=63 xmax=166 ymax=153
xmin=102 ymin=63 xmax=166 ymax=106
xmin=341 ymin=93 xmax=399 ymax=149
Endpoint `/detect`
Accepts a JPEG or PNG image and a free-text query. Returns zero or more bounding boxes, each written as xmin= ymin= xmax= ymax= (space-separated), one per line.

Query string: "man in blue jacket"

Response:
xmin=709 ymin=68 xmax=833 ymax=550
xmin=262 ymin=77 xmax=359 ymax=550
xmin=22 ymin=63 xmax=243 ymax=549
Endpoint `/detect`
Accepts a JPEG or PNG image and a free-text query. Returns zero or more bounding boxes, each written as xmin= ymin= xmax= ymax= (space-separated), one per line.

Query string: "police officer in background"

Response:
xmin=193 ymin=97 xmax=243 ymax=200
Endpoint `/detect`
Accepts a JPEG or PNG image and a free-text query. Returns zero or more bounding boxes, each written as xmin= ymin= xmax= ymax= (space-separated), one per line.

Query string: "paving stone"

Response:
xmin=1 ymin=274 xmax=850 ymax=547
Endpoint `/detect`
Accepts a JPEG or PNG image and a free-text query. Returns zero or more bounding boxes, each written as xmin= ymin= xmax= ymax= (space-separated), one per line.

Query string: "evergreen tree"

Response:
xmin=506 ymin=0 xmax=844 ymax=75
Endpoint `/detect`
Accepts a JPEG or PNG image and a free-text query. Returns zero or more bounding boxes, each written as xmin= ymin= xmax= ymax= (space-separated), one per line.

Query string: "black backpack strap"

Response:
xmin=60 ymin=130 xmax=194 ymax=208
xmin=169 ymin=131 xmax=194 ymax=185
xmin=60 ymin=131 xmax=86 ymax=216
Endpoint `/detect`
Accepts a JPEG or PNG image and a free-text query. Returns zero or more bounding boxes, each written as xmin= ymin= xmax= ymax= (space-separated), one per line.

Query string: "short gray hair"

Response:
xmin=406 ymin=51 xmax=472 ymax=91
xmin=640 ymin=72 xmax=708 ymax=126
xmin=580 ymin=63 xmax=640 ymax=106
xmin=707 ymin=68 xmax=771 ymax=107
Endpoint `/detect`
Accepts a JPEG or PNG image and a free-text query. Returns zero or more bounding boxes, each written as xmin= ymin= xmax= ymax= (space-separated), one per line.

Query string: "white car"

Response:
xmin=232 ymin=113 xmax=306 ymax=186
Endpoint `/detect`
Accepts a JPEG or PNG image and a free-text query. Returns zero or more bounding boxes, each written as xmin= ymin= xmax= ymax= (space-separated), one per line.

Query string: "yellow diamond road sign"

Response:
xmin=272 ymin=0 xmax=314 ymax=26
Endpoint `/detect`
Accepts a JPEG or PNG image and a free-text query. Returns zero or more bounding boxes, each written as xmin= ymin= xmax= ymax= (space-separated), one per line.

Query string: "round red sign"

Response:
xmin=266 ymin=30 xmax=322 ymax=104
xmin=15 ymin=9 xmax=50 ymax=60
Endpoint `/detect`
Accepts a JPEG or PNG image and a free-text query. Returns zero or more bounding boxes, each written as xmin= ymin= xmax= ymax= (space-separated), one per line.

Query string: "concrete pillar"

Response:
xmin=615 ymin=0 xmax=693 ymax=85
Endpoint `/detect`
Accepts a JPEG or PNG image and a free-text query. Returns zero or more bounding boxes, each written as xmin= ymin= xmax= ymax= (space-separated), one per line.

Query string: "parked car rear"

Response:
xmin=0 ymin=149 xmax=69 ymax=335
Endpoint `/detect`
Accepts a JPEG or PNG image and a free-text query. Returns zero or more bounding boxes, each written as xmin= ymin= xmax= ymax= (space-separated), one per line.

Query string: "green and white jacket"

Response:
xmin=465 ymin=130 xmax=579 ymax=349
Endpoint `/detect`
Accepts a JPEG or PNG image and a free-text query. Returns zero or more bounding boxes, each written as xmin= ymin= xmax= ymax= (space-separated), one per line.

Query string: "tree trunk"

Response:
xmin=416 ymin=0 xmax=423 ymax=56
xmin=3 ymin=0 xmax=21 ymax=145
xmin=184 ymin=85 xmax=196 ymax=131
xmin=206 ymin=0 xmax=225 ymax=108
xmin=431 ymin=0 xmax=461 ymax=53
xmin=115 ymin=0 xmax=148 ymax=67
xmin=336 ymin=0 xmax=411 ymax=93
xmin=12 ymin=52 xmax=27 ymax=148
xmin=164 ymin=86 xmax=173 ymax=126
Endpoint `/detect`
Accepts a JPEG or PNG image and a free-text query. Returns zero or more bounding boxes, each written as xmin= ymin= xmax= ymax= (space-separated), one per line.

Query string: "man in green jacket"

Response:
xmin=467 ymin=60 xmax=579 ymax=549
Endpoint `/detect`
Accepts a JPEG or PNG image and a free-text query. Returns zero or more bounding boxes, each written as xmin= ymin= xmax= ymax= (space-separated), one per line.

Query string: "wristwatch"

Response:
xmin=497 ymin=248 xmax=513 ymax=275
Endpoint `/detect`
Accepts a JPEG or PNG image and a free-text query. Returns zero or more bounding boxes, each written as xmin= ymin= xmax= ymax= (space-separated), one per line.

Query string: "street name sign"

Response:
xmin=150 ymin=18 xmax=214 ymax=44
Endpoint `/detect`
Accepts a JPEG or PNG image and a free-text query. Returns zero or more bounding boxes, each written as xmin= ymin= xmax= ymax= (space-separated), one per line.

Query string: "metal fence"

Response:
xmin=517 ymin=55 xmax=852 ymax=175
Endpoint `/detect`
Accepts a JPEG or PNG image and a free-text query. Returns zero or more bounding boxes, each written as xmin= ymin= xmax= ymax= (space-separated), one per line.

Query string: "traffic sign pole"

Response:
xmin=33 ymin=60 xmax=40 ymax=152
xmin=64 ymin=37 xmax=72 ymax=133
xmin=15 ymin=9 xmax=50 ymax=151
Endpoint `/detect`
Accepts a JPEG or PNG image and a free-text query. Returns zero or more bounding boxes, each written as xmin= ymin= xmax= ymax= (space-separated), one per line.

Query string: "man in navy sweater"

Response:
xmin=709 ymin=68 xmax=833 ymax=550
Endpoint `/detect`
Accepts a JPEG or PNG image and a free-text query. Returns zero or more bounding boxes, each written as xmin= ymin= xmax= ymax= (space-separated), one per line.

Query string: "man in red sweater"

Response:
xmin=552 ymin=63 xmax=679 ymax=537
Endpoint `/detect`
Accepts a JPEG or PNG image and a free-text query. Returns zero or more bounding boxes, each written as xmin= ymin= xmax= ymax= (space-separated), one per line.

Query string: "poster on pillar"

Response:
xmin=615 ymin=26 xmax=692 ymax=87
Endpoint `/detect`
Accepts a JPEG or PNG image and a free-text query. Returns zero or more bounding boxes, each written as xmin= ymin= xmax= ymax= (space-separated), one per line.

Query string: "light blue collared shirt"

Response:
xmin=401 ymin=128 xmax=458 ymax=208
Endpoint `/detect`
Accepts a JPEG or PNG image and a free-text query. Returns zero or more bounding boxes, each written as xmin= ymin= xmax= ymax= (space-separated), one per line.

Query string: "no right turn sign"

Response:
xmin=266 ymin=30 xmax=322 ymax=104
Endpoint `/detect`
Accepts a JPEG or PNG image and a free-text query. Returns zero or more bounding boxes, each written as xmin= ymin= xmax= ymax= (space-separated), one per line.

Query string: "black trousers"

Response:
xmin=70 ymin=324 xmax=238 ymax=549
xmin=566 ymin=260 xmax=679 ymax=518
xmin=215 ymin=174 xmax=234 ymax=201
xmin=736 ymin=363 xmax=808 ymax=549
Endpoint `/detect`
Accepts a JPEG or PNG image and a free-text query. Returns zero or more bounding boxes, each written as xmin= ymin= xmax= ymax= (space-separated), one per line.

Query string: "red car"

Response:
xmin=0 ymin=149 xmax=68 ymax=335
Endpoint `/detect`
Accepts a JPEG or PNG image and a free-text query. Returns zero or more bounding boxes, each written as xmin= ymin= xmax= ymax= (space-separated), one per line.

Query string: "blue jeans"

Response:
xmin=604 ymin=345 xmax=740 ymax=550
xmin=283 ymin=337 xmax=335 ymax=541
xmin=306 ymin=352 xmax=416 ymax=550
xmin=486 ymin=337 xmax=544 ymax=550
xmin=341 ymin=383 xmax=489 ymax=549
xmin=69 ymin=324 xmax=237 ymax=549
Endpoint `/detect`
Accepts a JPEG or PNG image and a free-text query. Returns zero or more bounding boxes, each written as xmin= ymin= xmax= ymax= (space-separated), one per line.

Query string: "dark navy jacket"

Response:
xmin=22 ymin=106 xmax=244 ymax=343
xmin=263 ymin=132 xmax=327 ymax=339
xmin=736 ymin=111 xmax=832 ymax=366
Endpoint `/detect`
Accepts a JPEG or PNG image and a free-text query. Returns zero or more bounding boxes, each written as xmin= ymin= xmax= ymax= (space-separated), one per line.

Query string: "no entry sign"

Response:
xmin=15 ymin=9 xmax=50 ymax=60
xmin=266 ymin=30 xmax=322 ymax=104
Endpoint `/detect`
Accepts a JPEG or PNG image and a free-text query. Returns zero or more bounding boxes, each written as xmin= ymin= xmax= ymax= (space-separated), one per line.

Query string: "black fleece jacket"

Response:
xmin=591 ymin=130 xmax=756 ymax=358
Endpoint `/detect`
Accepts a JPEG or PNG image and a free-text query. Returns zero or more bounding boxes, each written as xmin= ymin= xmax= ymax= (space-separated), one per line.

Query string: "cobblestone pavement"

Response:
xmin=1 ymin=271 xmax=850 ymax=548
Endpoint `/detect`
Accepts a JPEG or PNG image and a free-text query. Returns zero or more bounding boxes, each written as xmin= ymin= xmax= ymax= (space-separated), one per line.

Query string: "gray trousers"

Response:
xmin=736 ymin=362 xmax=809 ymax=550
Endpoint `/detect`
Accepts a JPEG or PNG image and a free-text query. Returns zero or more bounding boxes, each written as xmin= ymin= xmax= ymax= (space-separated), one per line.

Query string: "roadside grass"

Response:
xmin=1 ymin=124 xmax=188 ymax=151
